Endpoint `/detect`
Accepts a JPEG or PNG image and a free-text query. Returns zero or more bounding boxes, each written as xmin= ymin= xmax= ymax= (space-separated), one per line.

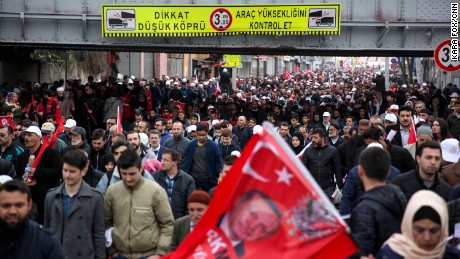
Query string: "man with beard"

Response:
xmin=15 ymin=126 xmax=63 ymax=224
xmin=126 ymin=131 xmax=156 ymax=164
xmin=301 ymin=128 xmax=343 ymax=198
xmin=0 ymin=180 xmax=64 ymax=258
xmin=391 ymin=141 xmax=451 ymax=201
xmin=164 ymin=121 xmax=190 ymax=168
xmin=56 ymin=87 xmax=74 ymax=119
xmin=62 ymin=126 xmax=91 ymax=155
xmin=386 ymin=105 xmax=414 ymax=147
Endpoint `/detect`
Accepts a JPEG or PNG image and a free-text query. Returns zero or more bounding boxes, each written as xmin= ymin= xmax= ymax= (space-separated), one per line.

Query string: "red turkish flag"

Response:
xmin=164 ymin=123 xmax=356 ymax=259
xmin=146 ymin=88 xmax=152 ymax=114
xmin=0 ymin=116 xmax=16 ymax=129
xmin=116 ymin=106 xmax=122 ymax=133
xmin=407 ymin=116 xmax=417 ymax=145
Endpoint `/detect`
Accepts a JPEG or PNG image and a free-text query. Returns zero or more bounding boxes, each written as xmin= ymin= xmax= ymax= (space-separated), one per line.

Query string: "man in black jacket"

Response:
xmin=15 ymin=126 xmax=63 ymax=224
xmin=153 ymin=149 xmax=195 ymax=219
xmin=301 ymin=128 xmax=343 ymax=198
xmin=0 ymin=180 xmax=64 ymax=259
xmin=391 ymin=141 xmax=451 ymax=201
xmin=350 ymin=146 xmax=407 ymax=258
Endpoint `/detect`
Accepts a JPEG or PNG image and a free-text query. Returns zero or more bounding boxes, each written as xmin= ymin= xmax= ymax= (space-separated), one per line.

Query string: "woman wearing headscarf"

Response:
xmin=377 ymin=190 xmax=460 ymax=258
xmin=290 ymin=132 xmax=305 ymax=155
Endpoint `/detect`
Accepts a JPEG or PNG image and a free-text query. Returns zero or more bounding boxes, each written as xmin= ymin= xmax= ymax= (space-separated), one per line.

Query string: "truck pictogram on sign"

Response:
xmin=106 ymin=9 xmax=136 ymax=30
xmin=308 ymin=9 xmax=336 ymax=29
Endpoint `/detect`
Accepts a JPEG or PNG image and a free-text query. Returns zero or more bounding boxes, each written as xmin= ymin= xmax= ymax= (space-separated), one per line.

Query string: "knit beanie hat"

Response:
xmin=417 ymin=125 xmax=433 ymax=137
xmin=187 ymin=190 xmax=211 ymax=205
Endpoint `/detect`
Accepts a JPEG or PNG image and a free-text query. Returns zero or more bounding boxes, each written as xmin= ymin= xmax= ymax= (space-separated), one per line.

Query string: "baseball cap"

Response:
xmin=410 ymin=96 xmax=418 ymax=100
xmin=389 ymin=104 xmax=399 ymax=111
xmin=64 ymin=119 xmax=77 ymax=128
xmin=207 ymin=105 xmax=215 ymax=110
xmin=440 ymin=138 xmax=460 ymax=163
xmin=69 ymin=126 xmax=86 ymax=138
xmin=416 ymin=125 xmax=433 ymax=137
xmin=384 ymin=113 xmax=397 ymax=123
xmin=187 ymin=125 xmax=197 ymax=133
xmin=367 ymin=143 xmax=384 ymax=149
xmin=323 ymin=112 xmax=331 ymax=117
xmin=56 ymin=87 xmax=65 ymax=92
xmin=450 ymin=92 xmax=459 ymax=98
xmin=24 ymin=126 xmax=42 ymax=137
xmin=41 ymin=122 xmax=56 ymax=134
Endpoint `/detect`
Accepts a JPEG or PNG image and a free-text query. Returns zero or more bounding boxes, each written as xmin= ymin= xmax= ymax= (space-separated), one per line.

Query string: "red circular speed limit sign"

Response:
xmin=434 ymin=39 xmax=460 ymax=72
xmin=210 ymin=8 xmax=232 ymax=31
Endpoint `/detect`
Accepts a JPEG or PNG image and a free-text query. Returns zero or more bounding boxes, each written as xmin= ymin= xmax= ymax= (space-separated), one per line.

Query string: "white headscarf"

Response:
xmin=385 ymin=190 xmax=448 ymax=259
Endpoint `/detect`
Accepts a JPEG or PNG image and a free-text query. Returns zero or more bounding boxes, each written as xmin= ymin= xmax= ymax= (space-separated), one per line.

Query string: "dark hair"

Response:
xmin=362 ymin=125 xmax=384 ymax=140
xmin=117 ymin=149 xmax=142 ymax=169
xmin=62 ymin=148 xmax=88 ymax=171
xmin=0 ymin=125 xmax=14 ymax=135
xmin=416 ymin=140 xmax=442 ymax=158
xmin=433 ymin=118 xmax=452 ymax=142
xmin=0 ymin=180 xmax=32 ymax=201
xmin=310 ymin=127 xmax=327 ymax=138
xmin=155 ymin=118 xmax=166 ymax=126
xmin=196 ymin=123 xmax=208 ymax=133
xmin=291 ymin=114 xmax=299 ymax=121
xmin=111 ymin=140 xmax=132 ymax=153
xmin=359 ymin=147 xmax=391 ymax=182
xmin=162 ymin=149 xmax=181 ymax=163
xmin=280 ymin=121 xmax=289 ymax=128
xmin=223 ymin=155 xmax=238 ymax=166
xmin=46 ymin=114 xmax=55 ymax=121
xmin=91 ymin=128 xmax=105 ymax=141
xmin=126 ymin=131 xmax=140 ymax=139
xmin=398 ymin=105 xmax=414 ymax=116
xmin=148 ymin=129 xmax=161 ymax=137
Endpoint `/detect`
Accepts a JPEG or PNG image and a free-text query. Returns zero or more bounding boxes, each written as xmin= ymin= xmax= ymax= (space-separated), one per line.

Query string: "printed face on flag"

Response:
xmin=167 ymin=123 xmax=356 ymax=259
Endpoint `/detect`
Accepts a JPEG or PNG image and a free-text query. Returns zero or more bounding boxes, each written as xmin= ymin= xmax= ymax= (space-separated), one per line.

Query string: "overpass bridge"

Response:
xmin=0 ymin=0 xmax=454 ymax=56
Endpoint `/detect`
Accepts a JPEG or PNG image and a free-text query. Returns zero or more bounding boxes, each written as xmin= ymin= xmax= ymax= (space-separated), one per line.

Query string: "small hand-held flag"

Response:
xmin=116 ymin=106 xmax=122 ymax=133
xmin=164 ymin=122 xmax=356 ymax=259
xmin=407 ymin=115 xmax=417 ymax=145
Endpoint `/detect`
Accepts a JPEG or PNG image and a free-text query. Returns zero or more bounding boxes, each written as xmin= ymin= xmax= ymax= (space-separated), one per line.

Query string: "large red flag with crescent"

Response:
xmin=164 ymin=122 xmax=356 ymax=259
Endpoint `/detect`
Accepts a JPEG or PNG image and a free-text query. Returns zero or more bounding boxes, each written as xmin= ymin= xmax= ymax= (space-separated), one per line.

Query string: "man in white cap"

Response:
xmin=41 ymin=122 xmax=67 ymax=153
xmin=15 ymin=126 xmax=63 ymax=224
xmin=440 ymin=138 xmax=460 ymax=187
xmin=384 ymin=113 xmax=397 ymax=128
xmin=58 ymin=118 xmax=77 ymax=146
xmin=322 ymin=111 xmax=331 ymax=131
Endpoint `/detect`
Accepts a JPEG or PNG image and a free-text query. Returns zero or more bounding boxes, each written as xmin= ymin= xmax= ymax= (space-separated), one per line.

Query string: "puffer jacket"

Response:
xmin=350 ymin=184 xmax=407 ymax=257
xmin=105 ymin=177 xmax=174 ymax=258
xmin=301 ymin=143 xmax=343 ymax=189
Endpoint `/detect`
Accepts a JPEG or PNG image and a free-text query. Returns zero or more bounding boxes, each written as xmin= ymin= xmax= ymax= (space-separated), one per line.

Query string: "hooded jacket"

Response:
xmin=350 ymin=184 xmax=407 ymax=257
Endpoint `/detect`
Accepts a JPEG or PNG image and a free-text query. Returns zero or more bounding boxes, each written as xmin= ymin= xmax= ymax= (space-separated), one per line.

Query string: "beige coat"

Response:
xmin=105 ymin=176 xmax=174 ymax=258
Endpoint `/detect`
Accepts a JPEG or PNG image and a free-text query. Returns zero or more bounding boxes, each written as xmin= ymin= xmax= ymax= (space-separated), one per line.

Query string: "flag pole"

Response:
xmin=261 ymin=121 xmax=349 ymax=229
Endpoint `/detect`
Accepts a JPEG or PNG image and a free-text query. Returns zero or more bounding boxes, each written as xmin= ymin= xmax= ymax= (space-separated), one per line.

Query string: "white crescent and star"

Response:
xmin=275 ymin=167 xmax=294 ymax=185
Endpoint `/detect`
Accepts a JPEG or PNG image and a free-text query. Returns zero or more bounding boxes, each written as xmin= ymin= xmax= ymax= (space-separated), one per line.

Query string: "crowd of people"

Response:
xmin=0 ymin=66 xmax=460 ymax=258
